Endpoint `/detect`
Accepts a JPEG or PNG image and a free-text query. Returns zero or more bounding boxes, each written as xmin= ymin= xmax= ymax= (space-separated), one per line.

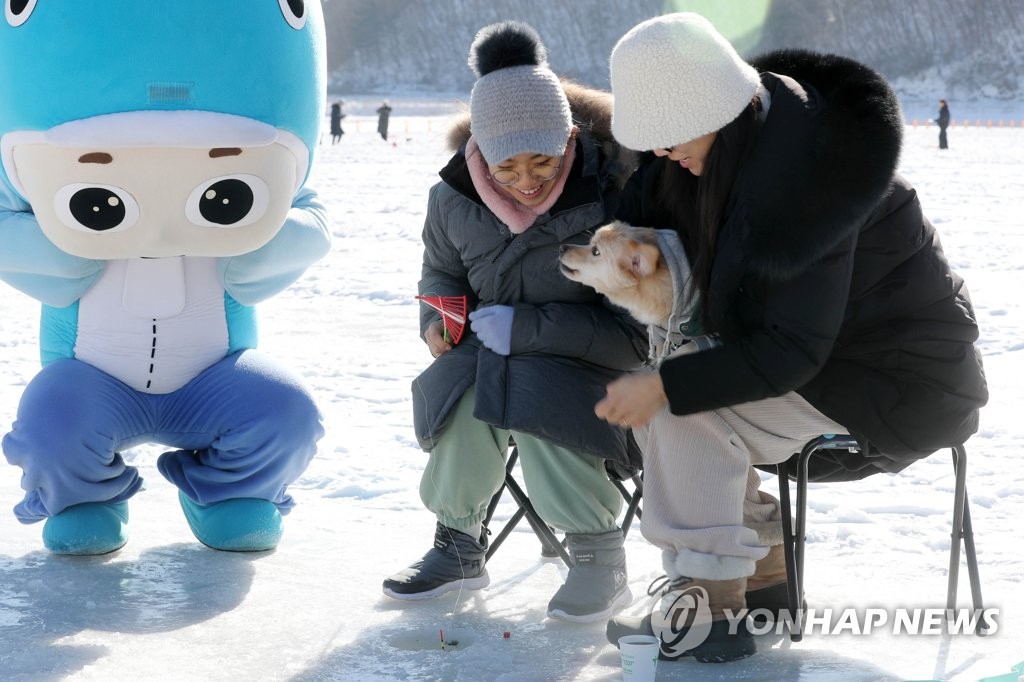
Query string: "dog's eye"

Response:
xmin=591 ymin=246 xmax=601 ymax=256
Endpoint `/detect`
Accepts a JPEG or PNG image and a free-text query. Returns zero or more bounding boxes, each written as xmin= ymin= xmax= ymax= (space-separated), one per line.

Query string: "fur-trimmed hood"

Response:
xmin=739 ymin=49 xmax=904 ymax=280
xmin=445 ymin=80 xmax=637 ymax=189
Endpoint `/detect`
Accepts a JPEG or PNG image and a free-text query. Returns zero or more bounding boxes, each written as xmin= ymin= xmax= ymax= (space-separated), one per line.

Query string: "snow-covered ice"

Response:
xmin=1 ymin=106 xmax=1022 ymax=681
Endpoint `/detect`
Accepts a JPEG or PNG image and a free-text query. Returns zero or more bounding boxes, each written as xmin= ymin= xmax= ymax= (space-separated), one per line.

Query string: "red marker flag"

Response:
xmin=415 ymin=295 xmax=468 ymax=345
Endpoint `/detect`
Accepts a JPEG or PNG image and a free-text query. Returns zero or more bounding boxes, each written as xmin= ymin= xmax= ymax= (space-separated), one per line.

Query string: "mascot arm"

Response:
xmin=0 ymin=189 xmax=103 ymax=308
xmin=219 ymin=186 xmax=331 ymax=306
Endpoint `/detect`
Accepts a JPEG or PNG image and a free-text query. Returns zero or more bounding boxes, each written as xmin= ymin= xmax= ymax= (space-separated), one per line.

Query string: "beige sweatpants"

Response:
xmin=633 ymin=391 xmax=846 ymax=581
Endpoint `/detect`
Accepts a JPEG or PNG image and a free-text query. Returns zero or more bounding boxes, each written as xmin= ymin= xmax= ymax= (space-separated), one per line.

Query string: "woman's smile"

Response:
xmin=489 ymin=149 xmax=565 ymax=207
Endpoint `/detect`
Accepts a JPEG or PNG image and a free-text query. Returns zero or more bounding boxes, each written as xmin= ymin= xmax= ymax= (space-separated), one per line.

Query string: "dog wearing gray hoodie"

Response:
xmin=559 ymin=221 xmax=718 ymax=364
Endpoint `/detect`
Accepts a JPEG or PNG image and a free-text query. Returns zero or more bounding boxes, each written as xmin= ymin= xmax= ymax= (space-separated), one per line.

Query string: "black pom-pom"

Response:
xmin=468 ymin=21 xmax=546 ymax=77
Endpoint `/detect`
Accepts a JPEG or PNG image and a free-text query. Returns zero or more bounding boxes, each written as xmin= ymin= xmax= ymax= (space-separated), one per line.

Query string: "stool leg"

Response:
xmin=485 ymin=505 xmax=525 ymax=560
xmin=947 ymin=445 xmax=965 ymax=611
xmin=962 ymin=499 xmax=985 ymax=614
xmin=482 ymin=447 xmax=570 ymax=564
xmin=502 ymin=473 xmax=573 ymax=566
xmin=794 ymin=451 xmax=810 ymax=618
xmin=614 ymin=476 xmax=643 ymax=536
xmin=949 ymin=445 xmax=988 ymax=634
xmin=483 ymin=448 xmax=520 ymax=528
xmin=777 ymin=460 xmax=803 ymax=642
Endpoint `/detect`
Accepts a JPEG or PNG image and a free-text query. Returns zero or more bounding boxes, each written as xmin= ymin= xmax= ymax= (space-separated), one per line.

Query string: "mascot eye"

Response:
xmin=277 ymin=0 xmax=306 ymax=29
xmin=591 ymin=246 xmax=601 ymax=256
xmin=54 ymin=183 xmax=140 ymax=233
xmin=5 ymin=0 xmax=38 ymax=27
xmin=186 ymin=174 xmax=269 ymax=228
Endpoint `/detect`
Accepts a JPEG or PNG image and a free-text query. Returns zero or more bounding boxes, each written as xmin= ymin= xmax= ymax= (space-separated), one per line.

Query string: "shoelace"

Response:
xmin=647 ymin=574 xmax=693 ymax=598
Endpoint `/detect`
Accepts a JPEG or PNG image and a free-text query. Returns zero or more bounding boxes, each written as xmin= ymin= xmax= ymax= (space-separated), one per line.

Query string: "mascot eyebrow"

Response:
xmin=78 ymin=153 xmax=113 ymax=164
xmin=76 ymin=149 xmax=244 ymax=165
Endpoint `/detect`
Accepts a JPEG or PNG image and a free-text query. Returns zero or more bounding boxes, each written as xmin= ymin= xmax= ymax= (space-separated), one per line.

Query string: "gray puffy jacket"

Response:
xmin=412 ymin=85 xmax=647 ymax=465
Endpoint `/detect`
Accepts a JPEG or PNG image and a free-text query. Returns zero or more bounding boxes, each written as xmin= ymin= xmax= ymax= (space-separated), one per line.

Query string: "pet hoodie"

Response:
xmin=648 ymin=228 xmax=719 ymax=365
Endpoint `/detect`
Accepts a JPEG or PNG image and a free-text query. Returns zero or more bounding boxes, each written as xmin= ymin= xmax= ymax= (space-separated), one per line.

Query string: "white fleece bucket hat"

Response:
xmin=610 ymin=12 xmax=761 ymax=151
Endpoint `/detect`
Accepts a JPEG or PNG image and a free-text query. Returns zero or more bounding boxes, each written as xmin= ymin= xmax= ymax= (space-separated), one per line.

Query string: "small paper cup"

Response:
xmin=618 ymin=634 xmax=660 ymax=681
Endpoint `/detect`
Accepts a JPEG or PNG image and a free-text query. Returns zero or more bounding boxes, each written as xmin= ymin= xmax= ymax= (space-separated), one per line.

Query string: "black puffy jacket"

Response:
xmin=617 ymin=50 xmax=988 ymax=481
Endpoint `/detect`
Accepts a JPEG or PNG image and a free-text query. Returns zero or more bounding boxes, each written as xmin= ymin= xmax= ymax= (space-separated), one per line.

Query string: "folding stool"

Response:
xmin=776 ymin=435 xmax=986 ymax=642
xmin=482 ymin=446 xmax=643 ymax=568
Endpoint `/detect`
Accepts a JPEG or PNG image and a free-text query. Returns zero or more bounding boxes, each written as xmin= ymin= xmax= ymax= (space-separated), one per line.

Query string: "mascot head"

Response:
xmin=0 ymin=0 xmax=326 ymax=259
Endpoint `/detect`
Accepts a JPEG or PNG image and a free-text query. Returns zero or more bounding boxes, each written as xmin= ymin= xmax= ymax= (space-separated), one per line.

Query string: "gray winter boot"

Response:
xmin=382 ymin=523 xmax=489 ymax=600
xmin=547 ymin=528 xmax=631 ymax=622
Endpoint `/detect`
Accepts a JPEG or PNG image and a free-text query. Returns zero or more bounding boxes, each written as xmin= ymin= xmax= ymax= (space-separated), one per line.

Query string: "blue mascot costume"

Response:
xmin=0 ymin=1 xmax=330 ymax=554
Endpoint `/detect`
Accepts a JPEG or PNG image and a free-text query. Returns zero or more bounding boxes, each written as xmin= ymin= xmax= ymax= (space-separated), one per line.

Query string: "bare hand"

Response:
xmin=424 ymin=320 xmax=452 ymax=358
xmin=595 ymin=371 xmax=667 ymax=428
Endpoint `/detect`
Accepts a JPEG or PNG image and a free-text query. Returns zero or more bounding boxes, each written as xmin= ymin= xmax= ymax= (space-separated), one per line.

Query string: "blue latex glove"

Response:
xmin=469 ymin=305 xmax=514 ymax=356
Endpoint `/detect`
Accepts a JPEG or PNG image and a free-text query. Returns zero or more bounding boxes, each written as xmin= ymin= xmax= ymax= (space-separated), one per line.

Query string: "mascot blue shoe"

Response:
xmin=42 ymin=502 xmax=129 ymax=556
xmin=178 ymin=491 xmax=282 ymax=552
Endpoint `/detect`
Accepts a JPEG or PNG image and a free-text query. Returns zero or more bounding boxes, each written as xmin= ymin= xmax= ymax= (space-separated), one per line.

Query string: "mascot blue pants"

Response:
xmin=5 ymin=351 xmax=322 ymax=524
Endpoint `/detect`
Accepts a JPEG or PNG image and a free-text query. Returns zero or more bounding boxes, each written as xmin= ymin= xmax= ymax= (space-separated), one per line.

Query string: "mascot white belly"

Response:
xmin=75 ymin=258 xmax=229 ymax=394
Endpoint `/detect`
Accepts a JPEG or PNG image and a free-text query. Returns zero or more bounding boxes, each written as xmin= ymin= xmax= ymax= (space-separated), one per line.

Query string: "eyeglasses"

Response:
xmin=489 ymin=159 xmax=561 ymax=186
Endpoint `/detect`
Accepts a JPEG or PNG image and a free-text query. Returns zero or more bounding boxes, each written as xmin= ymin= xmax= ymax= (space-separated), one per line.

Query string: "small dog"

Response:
xmin=560 ymin=221 xmax=716 ymax=363
xmin=559 ymin=221 xmax=673 ymax=327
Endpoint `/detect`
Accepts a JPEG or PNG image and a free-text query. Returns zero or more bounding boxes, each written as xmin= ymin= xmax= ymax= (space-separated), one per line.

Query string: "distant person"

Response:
xmin=330 ymin=101 xmax=345 ymax=144
xmin=938 ymin=99 xmax=950 ymax=149
xmin=376 ymin=101 xmax=392 ymax=141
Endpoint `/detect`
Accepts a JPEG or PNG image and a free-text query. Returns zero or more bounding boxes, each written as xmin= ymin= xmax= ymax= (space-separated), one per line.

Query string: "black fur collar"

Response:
xmin=739 ymin=50 xmax=903 ymax=280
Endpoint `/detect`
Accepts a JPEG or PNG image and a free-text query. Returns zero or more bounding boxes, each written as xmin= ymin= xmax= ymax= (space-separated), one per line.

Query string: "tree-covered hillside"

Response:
xmin=321 ymin=0 xmax=1024 ymax=105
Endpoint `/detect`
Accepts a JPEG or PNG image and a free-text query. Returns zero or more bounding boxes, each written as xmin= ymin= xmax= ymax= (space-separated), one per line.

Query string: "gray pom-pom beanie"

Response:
xmin=468 ymin=21 xmax=573 ymax=165
xmin=610 ymin=13 xmax=760 ymax=151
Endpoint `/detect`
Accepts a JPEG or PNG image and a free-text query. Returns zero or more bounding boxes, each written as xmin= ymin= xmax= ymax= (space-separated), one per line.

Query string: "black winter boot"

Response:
xmin=607 ymin=575 xmax=755 ymax=663
xmin=547 ymin=529 xmax=631 ymax=622
xmin=745 ymin=544 xmax=792 ymax=627
xmin=382 ymin=523 xmax=489 ymax=600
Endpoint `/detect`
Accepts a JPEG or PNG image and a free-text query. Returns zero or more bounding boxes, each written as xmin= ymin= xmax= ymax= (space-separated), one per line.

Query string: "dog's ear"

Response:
xmin=629 ymin=242 xmax=661 ymax=278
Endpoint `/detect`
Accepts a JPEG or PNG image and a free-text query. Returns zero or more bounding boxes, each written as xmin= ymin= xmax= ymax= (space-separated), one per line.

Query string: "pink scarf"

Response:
xmin=465 ymin=136 xmax=576 ymax=234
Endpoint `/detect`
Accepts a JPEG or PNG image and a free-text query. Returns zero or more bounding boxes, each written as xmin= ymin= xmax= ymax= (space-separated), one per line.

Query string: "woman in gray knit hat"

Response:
xmin=382 ymin=21 xmax=647 ymax=622
xmin=602 ymin=12 xmax=986 ymax=662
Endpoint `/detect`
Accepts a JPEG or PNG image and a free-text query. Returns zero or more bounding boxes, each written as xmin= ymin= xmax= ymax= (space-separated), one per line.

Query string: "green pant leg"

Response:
xmin=419 ymin=386 xmax=510 ymax=533
xmin=513 ymin=433 xmax=622 ymax=535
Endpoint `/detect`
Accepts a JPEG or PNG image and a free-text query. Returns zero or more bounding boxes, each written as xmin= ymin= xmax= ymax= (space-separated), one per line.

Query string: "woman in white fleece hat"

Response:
xmin=382 ymin=21 xmax=649 ymax=623
xmin=602 ymin=12 xmax=987 ymax=662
